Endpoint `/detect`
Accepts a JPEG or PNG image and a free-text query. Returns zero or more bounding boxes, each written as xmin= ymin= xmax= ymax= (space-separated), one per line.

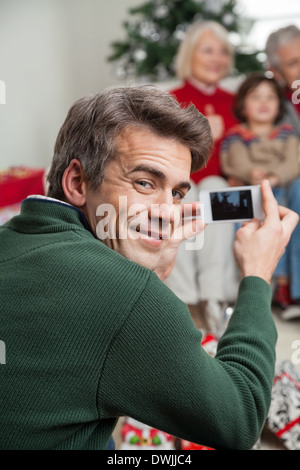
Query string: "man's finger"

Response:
xmin=172 ymin=216 xmax=204 ymax=242
xmin=238 ymin=218 xmax=261 ymax=234
xmin=279 ymin=205 xmax=299 ymax=239
xmin=260 ymin=179 xmax=280 ymax=223
xmin=181 ymin=202 xmax=201 ymax=219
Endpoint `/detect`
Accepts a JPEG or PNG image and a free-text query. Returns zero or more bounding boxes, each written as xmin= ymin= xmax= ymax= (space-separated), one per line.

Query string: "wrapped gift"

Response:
xmin=201 ymin=333 xmax=218 ymax=357
xmin=266 ymin=360 xmax=300 ymax=450
xmin=0 ymin=166 xmax=45 ymax=208
xmin=0 ymin=203 xmax=21 ymax=226
xmin=120 ymin=417 xmax=175 ymax=450
xmin=178 ymin=439 xmax=214 ymax=451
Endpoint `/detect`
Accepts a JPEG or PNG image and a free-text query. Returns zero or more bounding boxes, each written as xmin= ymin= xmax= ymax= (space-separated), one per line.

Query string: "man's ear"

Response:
xmin=62 ymin=159 xmax=87 ymax=207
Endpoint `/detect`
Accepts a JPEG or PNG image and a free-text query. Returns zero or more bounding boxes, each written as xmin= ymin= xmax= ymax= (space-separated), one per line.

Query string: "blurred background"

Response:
xmin=1 ymin=0 xmax=300 ymax=169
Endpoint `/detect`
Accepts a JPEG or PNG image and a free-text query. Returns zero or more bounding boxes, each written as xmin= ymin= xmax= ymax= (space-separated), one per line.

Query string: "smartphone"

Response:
xmin=199 ymin=185 xmax=265 ymax=224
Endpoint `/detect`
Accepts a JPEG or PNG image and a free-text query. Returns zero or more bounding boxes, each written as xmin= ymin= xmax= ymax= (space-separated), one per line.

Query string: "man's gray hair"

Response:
xmin=47 ymin=86 xmax=213 ymax=200
xmin=265 ymin=24 xmax=300 ymax=70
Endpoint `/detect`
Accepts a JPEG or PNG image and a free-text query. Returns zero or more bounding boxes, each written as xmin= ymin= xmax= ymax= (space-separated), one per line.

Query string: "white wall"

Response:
xmin=0 ymin=0 xmax=142 ymax=169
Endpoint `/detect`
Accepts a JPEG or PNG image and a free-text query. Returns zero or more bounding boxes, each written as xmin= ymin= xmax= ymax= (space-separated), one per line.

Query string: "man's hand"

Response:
xmin=154 ymin=202 xmax=204 ymax=281
xmin=250 ymin=167 xmax=268 ymax=185
xmin=233 ymin=180 xmax=299 ymax=284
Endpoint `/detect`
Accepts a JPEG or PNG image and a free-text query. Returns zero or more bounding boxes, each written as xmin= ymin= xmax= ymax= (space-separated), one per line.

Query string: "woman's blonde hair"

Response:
xmin=175 ymin=21 xmax=234 ymax=81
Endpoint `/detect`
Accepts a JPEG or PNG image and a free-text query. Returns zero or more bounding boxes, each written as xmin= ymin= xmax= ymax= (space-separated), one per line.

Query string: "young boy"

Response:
xmin=221 ymin=73 xmax=300 ymax=317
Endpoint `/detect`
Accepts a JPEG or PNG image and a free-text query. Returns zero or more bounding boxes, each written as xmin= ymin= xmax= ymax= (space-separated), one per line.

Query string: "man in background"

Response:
xmin=265 ymin=25 xmax=300 ymax=316
xmin=266 ymin=24 xmax=300 ymax=135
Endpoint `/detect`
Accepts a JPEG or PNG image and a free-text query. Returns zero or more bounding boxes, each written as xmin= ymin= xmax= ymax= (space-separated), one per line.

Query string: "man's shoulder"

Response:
xmin=280 ymin=99 xmax=300 ymax=137
xmin=60 ymin=233 xmax=152 ymax=287
xmin=39 ymin=233 xmax=155 ymax=320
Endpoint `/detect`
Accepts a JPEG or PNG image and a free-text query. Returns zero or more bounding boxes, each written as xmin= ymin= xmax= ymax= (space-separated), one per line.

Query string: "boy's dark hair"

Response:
xmin=233 ymin=73 xmax=286 ymax=124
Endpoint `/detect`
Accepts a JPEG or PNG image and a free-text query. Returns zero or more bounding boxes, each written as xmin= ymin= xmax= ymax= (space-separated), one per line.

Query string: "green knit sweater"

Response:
xmin=0 ymin=198 xmax=277 ymax=450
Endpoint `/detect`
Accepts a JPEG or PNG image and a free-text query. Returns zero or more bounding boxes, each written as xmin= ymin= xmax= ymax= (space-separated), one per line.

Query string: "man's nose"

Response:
xmin=153 ymin=189 xmax=174 ymax=208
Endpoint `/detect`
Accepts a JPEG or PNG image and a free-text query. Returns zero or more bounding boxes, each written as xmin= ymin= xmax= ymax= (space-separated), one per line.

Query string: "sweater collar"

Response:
xmin=7 ymin=196 xmax=93 ymax=234
xmin=187 ymin=78 xmax=217 ymax=96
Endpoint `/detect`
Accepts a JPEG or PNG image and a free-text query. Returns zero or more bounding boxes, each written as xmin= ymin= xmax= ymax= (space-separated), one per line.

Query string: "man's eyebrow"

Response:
xmin=129 ymin=165 xmax=191 ymax=191
xmin=129 ymin=165 xmax=166 ymax=179
xmin=178 ymin=181 xmax=192 ymax=191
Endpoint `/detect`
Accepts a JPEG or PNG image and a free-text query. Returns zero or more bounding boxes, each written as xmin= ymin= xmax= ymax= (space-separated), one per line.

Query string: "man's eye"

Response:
xmin=137 ymin=181 xmax=152 ymax=189
xmin=172 ymin=190 xmax=184 ymax=200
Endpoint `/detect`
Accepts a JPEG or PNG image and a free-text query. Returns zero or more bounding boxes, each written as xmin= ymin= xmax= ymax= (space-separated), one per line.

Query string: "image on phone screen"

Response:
xmin=210 ymin=189 xmax=254 ymax=221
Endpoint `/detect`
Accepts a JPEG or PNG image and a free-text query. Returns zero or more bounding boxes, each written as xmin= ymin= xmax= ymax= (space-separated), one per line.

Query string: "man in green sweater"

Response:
xmin=0 ymin=86 xmax=298 ymax=450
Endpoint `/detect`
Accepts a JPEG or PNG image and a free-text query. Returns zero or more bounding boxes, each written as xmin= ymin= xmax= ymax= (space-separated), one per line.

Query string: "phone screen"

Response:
xmin=210 ymin=189 xmax=254 ymax=221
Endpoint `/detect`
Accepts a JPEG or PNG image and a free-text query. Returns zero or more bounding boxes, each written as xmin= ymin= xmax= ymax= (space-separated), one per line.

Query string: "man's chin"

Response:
xmin=137 ymin=235 xmax=165 ymax=249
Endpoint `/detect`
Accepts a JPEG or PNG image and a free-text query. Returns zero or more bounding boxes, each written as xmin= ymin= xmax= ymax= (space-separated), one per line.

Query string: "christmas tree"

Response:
xmin=108 ymin=0 xmax=263 ymax=82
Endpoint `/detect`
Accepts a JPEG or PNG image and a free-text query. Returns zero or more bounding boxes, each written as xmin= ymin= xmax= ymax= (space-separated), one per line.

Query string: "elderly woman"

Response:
xmin=164 ymin=21 xmax=239 ymax=336
xmin=171 ymin=20 xmax=238 ymax=183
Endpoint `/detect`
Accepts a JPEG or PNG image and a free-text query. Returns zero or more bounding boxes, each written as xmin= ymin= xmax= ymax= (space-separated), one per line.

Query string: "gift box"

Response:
xmin=178 ymin=439 xmax=214 ymax=451
xmin=120 ymin=417 xmax=175 ymax=450
xmin=266 ymin=360 xmax=300 ymax=450
xmin=201 ymin=333 xmax=218 ymax=357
